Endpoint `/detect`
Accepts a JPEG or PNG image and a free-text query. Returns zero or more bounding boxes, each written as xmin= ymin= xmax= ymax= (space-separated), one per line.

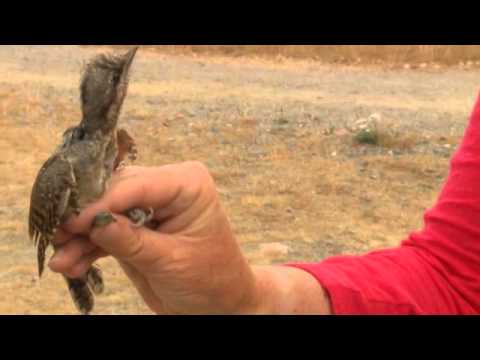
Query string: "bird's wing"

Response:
xmin=29 ymin=154 xmax=77 ymax=277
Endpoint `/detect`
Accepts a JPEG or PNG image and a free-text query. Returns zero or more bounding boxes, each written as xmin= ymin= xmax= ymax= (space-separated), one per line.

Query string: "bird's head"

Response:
xmin=80 ymin=47 xmax=139 ymax=134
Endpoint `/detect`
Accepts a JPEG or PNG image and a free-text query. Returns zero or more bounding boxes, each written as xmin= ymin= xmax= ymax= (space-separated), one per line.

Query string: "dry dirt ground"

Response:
xmin=0 ymin=45 xmax=479 ymax=315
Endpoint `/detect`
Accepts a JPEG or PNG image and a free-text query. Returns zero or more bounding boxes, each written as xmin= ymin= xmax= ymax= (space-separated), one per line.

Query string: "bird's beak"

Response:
xmin=123 ymin=47 xmax=139 ymax=73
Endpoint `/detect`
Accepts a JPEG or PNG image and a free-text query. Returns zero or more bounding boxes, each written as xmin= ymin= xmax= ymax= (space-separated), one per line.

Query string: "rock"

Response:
xmin=368 ymin=113 xmax=382 ymax=123
xmin=354 ymin=118 xmax=369 ymax=130
xmin=323 ymin=126 xmax=335 ymax=136
xmin=248 ymin=145 xmax=267 ymax=156
xmin=352 ymin=114 xmax=379 ymax=135
xmin=217 ymin=187 xmax=230 ymax=197
xmin=335 ymin=128 xmax=350 ymax=136
xmin=241 ymin=118 xmax=258 ymax=127
xmin=258 ymin=243 xmax=290 ymax=258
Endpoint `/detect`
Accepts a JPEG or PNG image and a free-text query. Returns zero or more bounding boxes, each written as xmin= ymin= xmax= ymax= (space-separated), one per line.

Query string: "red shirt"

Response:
xmin=289 ymin=93 xmax=480 ymax=315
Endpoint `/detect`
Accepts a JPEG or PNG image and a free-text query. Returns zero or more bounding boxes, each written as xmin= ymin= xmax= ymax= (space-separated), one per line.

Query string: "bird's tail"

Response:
xmin=86 ymin=265 xmax=104 ymax=295
xmin=63 ymin=266 xmax=104 ymax=315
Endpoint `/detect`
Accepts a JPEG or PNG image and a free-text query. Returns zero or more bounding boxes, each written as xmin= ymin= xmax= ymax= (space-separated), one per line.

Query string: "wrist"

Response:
xmin=235 ymin=265 xmax=332 ymax=315
xmin=232 ymin=265 xmax=287 ymax=315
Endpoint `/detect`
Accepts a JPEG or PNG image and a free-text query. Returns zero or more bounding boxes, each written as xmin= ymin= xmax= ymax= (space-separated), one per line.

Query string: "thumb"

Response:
xmin=91 ymin=212 xmax=173 ymax=270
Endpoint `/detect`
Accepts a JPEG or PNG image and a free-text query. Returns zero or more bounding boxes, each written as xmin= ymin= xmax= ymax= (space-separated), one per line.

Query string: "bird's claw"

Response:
xmin=126 ymin=208 xmax=154 ymax=228
xmin=116 ymin=161 xmax=127 ymax=171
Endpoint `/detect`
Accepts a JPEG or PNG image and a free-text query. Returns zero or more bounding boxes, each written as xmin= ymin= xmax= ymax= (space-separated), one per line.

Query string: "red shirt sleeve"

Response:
xmin=288 ymin=92 xmax=480 ymax=315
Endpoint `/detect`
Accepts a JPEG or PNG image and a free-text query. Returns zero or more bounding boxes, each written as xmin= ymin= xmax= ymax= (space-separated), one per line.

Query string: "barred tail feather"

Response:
xmin=86 ymin=266 xmax=105 ymax=295
xmin=64 ymin=276 xmax=94 ymax=315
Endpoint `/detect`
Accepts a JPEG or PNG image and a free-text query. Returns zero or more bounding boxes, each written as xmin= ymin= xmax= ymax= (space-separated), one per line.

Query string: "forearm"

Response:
xmin=241 ymin=265 xmax=332 ymax=315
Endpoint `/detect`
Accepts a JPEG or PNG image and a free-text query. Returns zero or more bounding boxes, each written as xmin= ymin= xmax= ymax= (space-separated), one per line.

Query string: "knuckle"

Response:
xmin=185 ymin=161 xmax=214 ymax=186
xmin=67 ymin=265 xmax=87 ymax=279
xmin=184 ymin=161 xmax=209 ymax=175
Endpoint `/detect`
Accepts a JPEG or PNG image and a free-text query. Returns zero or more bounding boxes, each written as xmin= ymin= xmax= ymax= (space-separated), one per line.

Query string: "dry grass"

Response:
xmin=1 ymin=84 xmax=452 ymax=314
xmin=354 ymin=126 xmax=422 ymax=150
xmin=109 ymin=45 xmax=480 ymax=65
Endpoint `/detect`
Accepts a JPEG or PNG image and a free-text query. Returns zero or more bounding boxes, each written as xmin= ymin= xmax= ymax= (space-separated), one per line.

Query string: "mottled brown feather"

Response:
xmin=29 ymin=154 xmax=76 ymax=277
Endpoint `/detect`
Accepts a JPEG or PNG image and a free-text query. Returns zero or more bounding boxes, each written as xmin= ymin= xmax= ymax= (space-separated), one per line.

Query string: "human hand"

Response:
xmin=50 ymin=162 xmax=259 ymax=314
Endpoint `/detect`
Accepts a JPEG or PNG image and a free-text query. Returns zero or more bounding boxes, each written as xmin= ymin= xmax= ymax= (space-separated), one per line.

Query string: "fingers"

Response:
xmin=117 ymin=261 xmax=167 ymax=314
xmin=49 ymin=236 xmax=96 ymax=271
xmin=63 ymin=252 xmax=104 ymax=279
xmin=52 ymin=228 xmax=72 ymax=246
xmin=89 ymin=213 xmax=174 ymax=270
xmin=64 ymin=162 xmax=213 ymax=236
xmin=49 ymin=235 xmax=107 ymax=278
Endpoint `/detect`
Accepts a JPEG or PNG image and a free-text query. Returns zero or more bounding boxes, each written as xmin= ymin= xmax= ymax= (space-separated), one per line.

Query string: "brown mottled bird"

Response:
xmin=29 ymin=47 xmax=150 ymax=314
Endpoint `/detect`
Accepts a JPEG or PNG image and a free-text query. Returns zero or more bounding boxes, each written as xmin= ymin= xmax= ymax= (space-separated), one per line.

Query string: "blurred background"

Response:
xmin=114 ymin=45 xmax=480 ymax=65
xmin=1 ymin=45 xmax=479 ymax=314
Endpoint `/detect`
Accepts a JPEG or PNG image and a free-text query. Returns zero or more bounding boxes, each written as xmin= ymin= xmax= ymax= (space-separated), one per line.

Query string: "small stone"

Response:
xmin=217 ymin=187 xmax=230 ymax=196
xmin=259 ymin=243 xmax=290 ymax=258
xmin=355 ymin=118 xmax=368 ymax=126
xmin=369 ymin=113 xmax=382 ymax=123
xmin=241 ymin=118 xmax=257 ymax=127
xmin=335 ymin=128 xmax=350 ymax=136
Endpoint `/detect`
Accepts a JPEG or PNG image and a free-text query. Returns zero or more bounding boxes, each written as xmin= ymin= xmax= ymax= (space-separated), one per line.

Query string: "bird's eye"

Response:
xmin=74 ymin=128 xmax=86 ymax=141
xmin=112 ymin=72 xmax=121 ymax=86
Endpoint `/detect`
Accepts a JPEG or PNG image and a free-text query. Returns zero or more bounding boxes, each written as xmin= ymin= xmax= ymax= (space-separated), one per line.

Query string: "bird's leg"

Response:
xmin=93 ymin=208 xmax=154 ymax=229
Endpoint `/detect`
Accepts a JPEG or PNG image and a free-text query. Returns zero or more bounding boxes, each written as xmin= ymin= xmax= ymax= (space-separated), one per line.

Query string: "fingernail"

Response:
xmin=93 ymin=212 xmax=117 ymax=228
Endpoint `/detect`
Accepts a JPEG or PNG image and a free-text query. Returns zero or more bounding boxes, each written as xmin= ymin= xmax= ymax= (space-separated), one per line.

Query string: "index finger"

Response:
xmin=63 ymin=162 xmax=211 ymax=235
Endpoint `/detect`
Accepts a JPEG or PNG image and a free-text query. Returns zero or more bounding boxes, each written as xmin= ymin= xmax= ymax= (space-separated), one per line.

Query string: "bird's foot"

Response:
xmin=93 ymin=209 xmax=153 ymax=229
xmin=116 ymin=161 xmax=127 ymax=171
xmin=128 ymin=144 xmax=138 ymax=162
xmin=126 ymin=208 xmax=154 ymax=228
